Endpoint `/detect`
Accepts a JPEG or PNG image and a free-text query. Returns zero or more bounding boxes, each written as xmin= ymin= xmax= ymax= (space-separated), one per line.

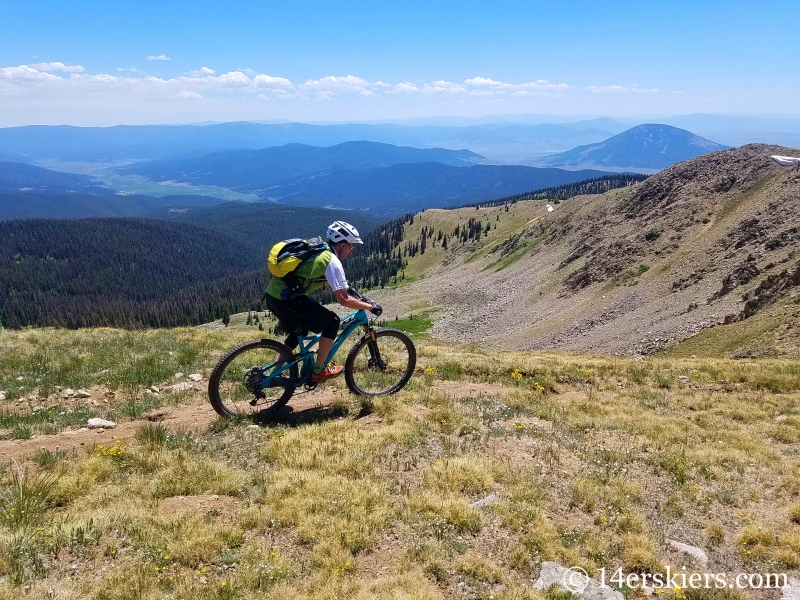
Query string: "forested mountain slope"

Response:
xmin=368 ymin=144 xmax=800 ymax=357
xmin=0 ymin=162 xmax=109 ymax=194
xmin=0 ymin=218 xmax=262 ymax=328
xmin=120 ymin=142 xmax=613 ymax=215
xmin=0 ymin=192 xmax=224 ymax=220
xmin=148 ymin=202 xmax=385 ymax=259
xmin=118 ymin=141 xmax=483 ymax=187
xmin=248 ymin=162 xmax=612 ymax=214
xmin=0 ymin=206 xmax=393 ymax=329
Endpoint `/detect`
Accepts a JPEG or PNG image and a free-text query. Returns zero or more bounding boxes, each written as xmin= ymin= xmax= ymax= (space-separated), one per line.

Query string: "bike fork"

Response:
xmin=364 ymin=326 xmax=386 ymax=369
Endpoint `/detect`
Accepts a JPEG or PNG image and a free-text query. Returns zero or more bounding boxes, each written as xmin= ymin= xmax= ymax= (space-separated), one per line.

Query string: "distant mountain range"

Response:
xmin=0 ymin=120 xmax=623 ymax=163
xmin=119 ymin=141 xmax=613 ymax=215
xmin=2 ymin=116 xmax=800 ymax=167
xmin=118 ymin=141 xmax=483 ymax=187
xmin=541 ymin=124 xmax=729 ymax=171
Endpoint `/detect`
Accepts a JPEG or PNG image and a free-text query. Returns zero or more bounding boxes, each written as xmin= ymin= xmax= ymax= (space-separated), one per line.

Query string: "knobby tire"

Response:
xmin=208 ymin=338 xmax=298 ymax=419
xmin=344 ymin=328 xmax=416 ymax=396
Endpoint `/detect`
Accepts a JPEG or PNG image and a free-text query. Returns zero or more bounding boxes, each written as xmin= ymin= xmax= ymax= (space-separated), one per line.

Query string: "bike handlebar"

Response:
xmin=347 ymin=287 xmax=370 ymax=303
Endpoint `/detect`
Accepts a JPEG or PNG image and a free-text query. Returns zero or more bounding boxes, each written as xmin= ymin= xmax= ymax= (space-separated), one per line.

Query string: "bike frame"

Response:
xmin=259 ymin=309 xmax=371 ymax=390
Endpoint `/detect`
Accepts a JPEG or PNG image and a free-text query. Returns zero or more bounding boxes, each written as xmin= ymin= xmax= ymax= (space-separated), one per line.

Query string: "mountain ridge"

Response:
xmin=365 ymin=143 xmax=800 ymax=356
xmin=117 ymin=141 xmax=616 ymax=215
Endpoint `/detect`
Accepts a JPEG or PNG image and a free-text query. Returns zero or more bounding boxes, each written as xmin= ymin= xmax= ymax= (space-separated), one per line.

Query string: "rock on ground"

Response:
xmin=534 ymin=562 xmax=623 ymax=600
xmin=666 ymin=539 xmax=709 ymax=567
xmin=87 ymin=418 xmax=116 ymax=429
xmin=169 ymin=382 xmax=194 ymax=392
xmin=469 ymin=494 xmax=500 ymax=508
xmin=783 ymin=578 xmax=800 ymax=600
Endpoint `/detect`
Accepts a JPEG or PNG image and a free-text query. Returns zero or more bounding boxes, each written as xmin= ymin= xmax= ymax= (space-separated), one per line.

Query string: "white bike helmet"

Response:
xmin=326 ymin=221 xmax=363 ymax=245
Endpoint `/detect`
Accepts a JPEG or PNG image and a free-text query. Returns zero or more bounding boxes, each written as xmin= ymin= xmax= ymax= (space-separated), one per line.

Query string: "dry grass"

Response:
xmin=0 ymin=330 xmax=799 ymax=597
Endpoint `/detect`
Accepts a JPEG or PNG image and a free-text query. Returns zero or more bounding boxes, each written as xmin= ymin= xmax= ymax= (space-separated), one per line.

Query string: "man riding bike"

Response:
xmin=263 ymin=221 xmax=382 ymax=384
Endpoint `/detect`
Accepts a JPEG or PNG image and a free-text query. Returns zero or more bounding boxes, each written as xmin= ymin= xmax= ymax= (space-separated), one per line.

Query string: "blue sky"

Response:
xmin=1 ymin=0 xmax=798 ymax=126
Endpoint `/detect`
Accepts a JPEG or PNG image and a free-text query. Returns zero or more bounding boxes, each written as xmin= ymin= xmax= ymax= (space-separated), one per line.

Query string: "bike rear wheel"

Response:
xmin=208 ymin=339 xmax=298 ymax=418
xmin=344 ymin=328 xmax=416 ymax=396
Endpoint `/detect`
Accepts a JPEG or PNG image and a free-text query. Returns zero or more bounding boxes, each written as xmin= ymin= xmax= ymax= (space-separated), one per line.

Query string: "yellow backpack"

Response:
xmin=267 ymin=237 xmax=329 ymax=291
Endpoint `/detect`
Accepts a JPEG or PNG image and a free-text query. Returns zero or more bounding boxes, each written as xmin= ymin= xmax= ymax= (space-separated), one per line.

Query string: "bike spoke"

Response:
xmin=346 ymin=330 xmax=415 ymax=396
xmin=210 ymin=341 xmax=297 ymax=418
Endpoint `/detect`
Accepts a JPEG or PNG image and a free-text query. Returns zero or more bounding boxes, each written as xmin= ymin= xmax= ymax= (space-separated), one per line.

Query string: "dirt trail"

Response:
xmin=0 ymin=380 xmax=513 ymax=465
xmin=0 ymin=388 xmax=331 ymax=464
xmin=0 ymin=396 xmax=216 ymax=464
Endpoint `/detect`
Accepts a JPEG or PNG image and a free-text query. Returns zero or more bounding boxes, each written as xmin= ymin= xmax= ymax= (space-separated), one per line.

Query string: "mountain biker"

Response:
xmin=263 ymin=221 xmax=382 ymax=384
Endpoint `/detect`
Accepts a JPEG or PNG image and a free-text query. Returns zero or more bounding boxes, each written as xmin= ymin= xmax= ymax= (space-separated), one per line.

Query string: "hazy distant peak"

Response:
xmin=542 ymin=124 xmax=729 ymax=171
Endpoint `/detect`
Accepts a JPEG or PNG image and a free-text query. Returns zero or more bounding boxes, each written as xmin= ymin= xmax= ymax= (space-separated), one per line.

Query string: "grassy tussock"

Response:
xmin=0 ymin=331 xmax=799 ymax=596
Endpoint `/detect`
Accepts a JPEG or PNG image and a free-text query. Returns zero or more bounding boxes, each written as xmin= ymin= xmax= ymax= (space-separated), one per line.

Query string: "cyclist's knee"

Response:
xmin=322 ymin=314 xmax=340 ymax=339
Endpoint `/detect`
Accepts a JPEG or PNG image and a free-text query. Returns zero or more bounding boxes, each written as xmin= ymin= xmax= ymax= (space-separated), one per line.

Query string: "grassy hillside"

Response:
xmin=364 ymin=144 xmax=800 ymax=359
xmin=0 ymin=326 xmax=798 ymax=598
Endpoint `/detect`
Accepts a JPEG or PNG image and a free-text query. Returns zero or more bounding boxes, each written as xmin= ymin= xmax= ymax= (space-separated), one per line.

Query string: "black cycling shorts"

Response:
xmin=263 ymin=294 xmax=340 ymax=343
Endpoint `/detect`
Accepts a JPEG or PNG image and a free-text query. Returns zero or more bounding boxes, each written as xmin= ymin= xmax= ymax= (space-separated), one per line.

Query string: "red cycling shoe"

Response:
xmin=311 ymin=365 xmax=344 ymax=384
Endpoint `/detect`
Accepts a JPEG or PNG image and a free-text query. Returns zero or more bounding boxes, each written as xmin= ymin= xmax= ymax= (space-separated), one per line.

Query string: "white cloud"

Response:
xmin=422 ymin=80 xmax=466 ymax=94
xmin=175 ymin=90 xmax=202 ymax=100
xmin=517 ymin=79 xmax=570 ymax=91
xmin=584 ymin=84 xmax=657 ymax=94
xmin=146 ymin=55 xmax=170 ymax=61
xmin=28 ymin=62 xmax=84 ymax=73
xmin=187 ymin=66 xmax=215 ymax=76
xmin=253 ymin=74 xmax=293 ymax=88
xmin=300 ymin=75 xmax=373 ymax=96
xmin=464 ymin=76 xmax=511 ymax=88
xmin=0 ymin=65 xmax=63 ymax=84
xmin=216 ymin=71 xmax=251 ymax=86
xmin=463 ymin=77 xmax=571 ymax=96
xmin=389 ymin=82 xmax=420 ymax=93
xmin=372 ymin=80 xmax=391 ymax=87
xmin=585 ymin=85 xmax=627 ymax=93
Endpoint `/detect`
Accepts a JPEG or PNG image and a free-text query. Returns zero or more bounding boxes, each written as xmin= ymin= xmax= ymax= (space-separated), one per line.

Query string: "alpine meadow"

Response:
xmin=1 ymin=2 xmax=800 ymax=599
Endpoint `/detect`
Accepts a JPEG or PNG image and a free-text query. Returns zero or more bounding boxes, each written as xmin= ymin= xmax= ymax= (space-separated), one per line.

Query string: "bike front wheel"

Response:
xmin=344 ymin=328 xmax=416 ymax=396
xmin=208 ymin=339 xmax=298 ymax=418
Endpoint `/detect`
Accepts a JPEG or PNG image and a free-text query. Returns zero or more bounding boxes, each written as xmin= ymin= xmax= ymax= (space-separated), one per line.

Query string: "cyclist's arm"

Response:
xmin=333 ymin=288 xmax=373 ymax=311
xmin=325 ymin=254 xmax=372 ymax=310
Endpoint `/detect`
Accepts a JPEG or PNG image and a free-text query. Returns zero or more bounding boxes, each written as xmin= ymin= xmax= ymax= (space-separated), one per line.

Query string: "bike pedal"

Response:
xmin=303 ymin=383 xmax=318 ymax=392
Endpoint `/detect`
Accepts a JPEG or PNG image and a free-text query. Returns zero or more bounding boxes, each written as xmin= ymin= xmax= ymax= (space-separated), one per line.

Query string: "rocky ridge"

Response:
xmin=372 ymin=144 xmax=800 ymax=356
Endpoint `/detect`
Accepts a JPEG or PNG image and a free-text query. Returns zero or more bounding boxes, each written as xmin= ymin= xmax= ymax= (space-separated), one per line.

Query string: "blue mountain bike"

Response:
xmin=208 ymin=290 xmax=416 ymax=418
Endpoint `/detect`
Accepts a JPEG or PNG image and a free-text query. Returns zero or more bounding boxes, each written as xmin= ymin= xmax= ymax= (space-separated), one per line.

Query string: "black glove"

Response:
xmin=370 ymin=303 xmax=383 ymax=317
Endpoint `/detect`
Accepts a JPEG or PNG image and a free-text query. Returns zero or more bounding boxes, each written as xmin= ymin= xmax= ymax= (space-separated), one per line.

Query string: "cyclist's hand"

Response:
xmin=370 ymin=303 xmax=383 ymax=317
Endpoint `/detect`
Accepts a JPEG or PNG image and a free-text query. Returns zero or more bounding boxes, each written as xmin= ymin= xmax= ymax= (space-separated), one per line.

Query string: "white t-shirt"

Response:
xmin=325 ymin=253 xmax=349 ymax=292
